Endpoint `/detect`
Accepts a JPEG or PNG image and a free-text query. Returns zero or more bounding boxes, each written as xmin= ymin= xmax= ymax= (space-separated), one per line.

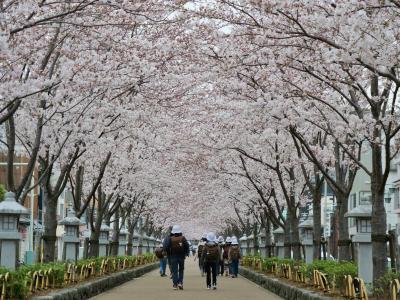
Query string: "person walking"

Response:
xmin=217 ymin=236 xmax=225 ymax=276
xmin=201 ymin=232 xmax=220 ymax=290
xmin=223 ymin=237 xmax=232 ymax=276
xmin=194 ymin=233 xmax=207 ymax=276
xmin=229 ymin=237 xmax=241 ymax=278
xmin=155 ymin=243 xmax=167 ymax=277
xmin=163 ymin=224 xmax=190 ymax=290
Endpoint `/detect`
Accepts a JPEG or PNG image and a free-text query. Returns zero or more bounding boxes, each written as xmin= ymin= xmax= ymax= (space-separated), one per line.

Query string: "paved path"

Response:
xmin=91 ymin=258 xmax=282 ymax=300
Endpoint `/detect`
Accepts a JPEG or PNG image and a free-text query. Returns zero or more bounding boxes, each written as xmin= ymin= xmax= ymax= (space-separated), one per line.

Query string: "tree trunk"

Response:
xmin=337 ymin=193 xmax=351 ymax=261
xmin=89 ymin=228 xmax=101 ymax=258
xmin=371 ymin=142 xmax=387 ymax=283
xmin=313 ymin=190 xmax=322 ymax=260
xmin=284 ymin=222 xmax=291 ymax=258
xmin=265 ymin=219 xmax=273 ymax=257
xmin=290 ymin=213 xmax=301 ymax=260
xmin=111 ymin=211 xmax=120 ymax=256
xmin=42 ymin=187 xmax=58 ymax=263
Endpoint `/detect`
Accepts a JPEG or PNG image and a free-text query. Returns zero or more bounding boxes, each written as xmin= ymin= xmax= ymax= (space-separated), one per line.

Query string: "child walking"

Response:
xmin=201 ymin=232 xmax=220 ymax=290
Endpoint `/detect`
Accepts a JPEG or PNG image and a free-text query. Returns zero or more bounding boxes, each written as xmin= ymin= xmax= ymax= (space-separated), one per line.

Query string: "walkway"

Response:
xmin=91 ymin=258 xmax=282 ymax=300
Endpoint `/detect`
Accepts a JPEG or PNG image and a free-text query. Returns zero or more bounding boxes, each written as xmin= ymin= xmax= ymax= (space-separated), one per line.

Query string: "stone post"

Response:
xmin=299 ymin=215 xmax=314 ymax=264
xmin=58 ymin=205 xmax=83 ymax=262
xmin=118 ymin=227 xmax=128 ymax=256
xmin=132 ymin=231 xmax=140 ymax=255
xmin=259 ymin=231 xmax=267 ymax=258
xmin=273 ymin=227 xmax=285 ymax=259
xmin=0 ymin=192 xmax=28 ymax=270
xmin=99 ymin=223 xmax=111 ymax=257
xmin=345 ymin=205 xmax=372 ymax=284
xmin=247 ymin=234 xmax=254 ymax=255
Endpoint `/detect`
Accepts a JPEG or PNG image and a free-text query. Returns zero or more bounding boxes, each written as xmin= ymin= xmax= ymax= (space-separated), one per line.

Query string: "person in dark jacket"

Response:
xmin=201 ymin=232 xmax=220 ymax=290
xmin=163 ymin=224 xmax=190 ymax=290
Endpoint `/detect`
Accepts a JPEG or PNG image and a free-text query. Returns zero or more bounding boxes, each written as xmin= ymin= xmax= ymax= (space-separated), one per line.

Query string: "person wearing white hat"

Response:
xmin=201 ymin=232 xmax=220 ymax=290
xmin=228 ymin=237 xmax=241 ymax=278
xmin=163 ymin=225 xmax=190 ymax=290
xmin=217 ymin=236 xmax=225 ymax=276
xmin=194 ymin=233 xmax=208 ymax=276
xmin=223 ymin=237 xmax=232 ymax=276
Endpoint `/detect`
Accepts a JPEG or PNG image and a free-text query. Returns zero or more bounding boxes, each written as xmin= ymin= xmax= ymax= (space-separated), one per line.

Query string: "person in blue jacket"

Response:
xmin=163 ymin=224 xmax=190 ymax=290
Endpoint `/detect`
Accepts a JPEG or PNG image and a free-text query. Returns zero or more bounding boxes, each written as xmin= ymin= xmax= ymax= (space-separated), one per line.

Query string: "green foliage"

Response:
xmin=305 ymin=260 xmax=357 ymax=289
xmin=243 ymin=255 xmax=357 ymax=290
xmin=0 ymin=255 xmax=149 ymax=299
xmin=0 ymin=184 xmax=5 ymax=201
xmin=373 ymin=272 xmax=400 ymax=297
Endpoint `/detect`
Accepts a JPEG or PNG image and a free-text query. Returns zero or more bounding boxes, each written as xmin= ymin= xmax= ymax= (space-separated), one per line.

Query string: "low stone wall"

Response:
xmin=32 ymin=263 xmax=158 ymax=300
xmin=239 ymin=266 xmax=333 ymax=300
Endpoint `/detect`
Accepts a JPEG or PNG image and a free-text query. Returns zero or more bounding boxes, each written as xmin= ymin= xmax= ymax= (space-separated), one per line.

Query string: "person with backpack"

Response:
xmin=194 ymin=233 xmax=207 ymax=276
xmin=201 ymin=232 xmax=220 ymax=290
xmin=228 ymin=237 xmax=241 ymax=278
xmin=155 ymin=243 xmax=167 ymax=277
xmin=217 ymin=236 xmax=225 ymax=276
xmin=163 ymin=225 xmax=190 ymax=290
xmin=223 ymin=237 xmax=232 ymax=276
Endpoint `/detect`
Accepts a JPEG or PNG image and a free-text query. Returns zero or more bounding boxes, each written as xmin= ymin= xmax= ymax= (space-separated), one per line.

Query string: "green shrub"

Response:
xmin=304 ymin=260 xmax=357 ymax=289
xmin=0 ymin=254 xmax=147 ymax=299
xmin=0 ymin=184 xmax=5 ymax=201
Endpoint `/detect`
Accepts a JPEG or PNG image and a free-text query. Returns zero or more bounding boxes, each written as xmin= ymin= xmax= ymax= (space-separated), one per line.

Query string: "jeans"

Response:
xmin=170 ymin=256 xmax=185 ymax=286
xmin=159 ymin=258 xmax=167 ymax=275
xmin=231 ymin=259 xmax=239 ymax=276
xmin=204 ymin=261 xmax=218 ymax=286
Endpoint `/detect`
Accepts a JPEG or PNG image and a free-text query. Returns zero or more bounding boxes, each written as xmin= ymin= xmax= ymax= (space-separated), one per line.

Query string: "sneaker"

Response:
xmin=207 ymin=286 xmax=211 ymax=290
xmin=212 ymin=285 xmax=217 ymax=290
xmin=178 ymin=284 xmax=183 ymax=290
xmin=173 ymin=285 xmax=178 ymax=290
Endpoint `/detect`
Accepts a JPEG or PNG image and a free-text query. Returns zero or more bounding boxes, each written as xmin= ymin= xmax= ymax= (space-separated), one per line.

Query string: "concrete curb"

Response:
xmin=31 ymin=263 xmax=158 ymax=300
xmin=239 ymin=266 xmax=333 ymax=300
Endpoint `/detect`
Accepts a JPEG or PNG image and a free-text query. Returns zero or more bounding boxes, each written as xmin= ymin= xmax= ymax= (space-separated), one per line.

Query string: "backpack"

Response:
xmin=205 ymin=244 xmax=219 ymax=262
xmin=198 ymin=244 xmax=205 ymax=256
xmin=155 ymin=247 xmax=165 ymax=259
xmin=223 ymin=245 xmax=230 ymax=259
xmin=230 ymin=245 xmax=240 ymax=260
xmin=170 ymin=236 xmax=184 ymax=255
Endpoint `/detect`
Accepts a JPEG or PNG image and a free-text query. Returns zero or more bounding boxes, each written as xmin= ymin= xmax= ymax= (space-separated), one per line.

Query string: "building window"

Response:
xmin=359 ymin=191 xmax=372 ymax=205
xmin=2 ymin=216 xmax=15 ymax=231
xmin=357 ymin=219 xmax=371 ymax=233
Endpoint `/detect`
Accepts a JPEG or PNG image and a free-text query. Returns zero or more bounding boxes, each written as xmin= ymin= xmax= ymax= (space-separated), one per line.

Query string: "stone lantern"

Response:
xmin=149 ymin=236 xmax=156 ymax=253
xmin=118 ymin=227 xmax=128 ymax=256
xmin=299 ymin=215 xmax=314 ymax=264
xmin=142 ymin=234 xmax=149 ymax=254
xmin=132 ymin=231 xmax=140 ymax=255
xmin=273 ymin=227 xmax=285 ymax=259
xmin=259 ymin=231 xmax=267 ymax=258
xmin=0 ymin=192 xmax=28 ymax=270
xmin=345 ymin=205 xmax=372 ymax=284
xmin=58 ymin=205 xmax=84 ymax=262
xmin=239 ymin=235 xmax=248 ymax=255
xmin=247 ymin=234 xmax=254 ymax=255
xmin=99 ymin=223 xmax=111 ymax=257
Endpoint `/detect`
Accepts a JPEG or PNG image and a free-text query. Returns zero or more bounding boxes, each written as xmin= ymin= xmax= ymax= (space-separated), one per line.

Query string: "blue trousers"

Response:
xmin=170 ymin=256 xmax=185 ymax=286
xmin=159 ymin=258 xmax=167 ymax=275
xmin=231 ymin=259 xmax=239 ymax=276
